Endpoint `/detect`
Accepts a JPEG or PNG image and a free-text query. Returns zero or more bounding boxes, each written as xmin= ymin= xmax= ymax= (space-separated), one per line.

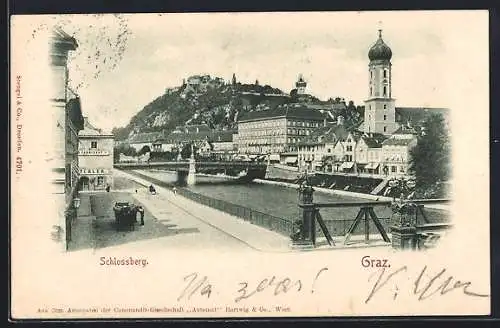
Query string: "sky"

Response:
xmin=40 ymin=11 xmax=487 ymax=132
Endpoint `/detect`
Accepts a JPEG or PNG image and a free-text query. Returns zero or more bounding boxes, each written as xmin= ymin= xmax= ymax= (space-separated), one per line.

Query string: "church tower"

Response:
xmin=364 ymin=30 xmax=398 ymax=135
xmin=295 ymin=74 xmax=307 ymax=95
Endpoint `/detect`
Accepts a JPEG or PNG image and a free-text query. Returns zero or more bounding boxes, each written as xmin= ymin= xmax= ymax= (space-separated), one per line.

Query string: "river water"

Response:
xmin=138 ymin=169 xmax=449 ymax=225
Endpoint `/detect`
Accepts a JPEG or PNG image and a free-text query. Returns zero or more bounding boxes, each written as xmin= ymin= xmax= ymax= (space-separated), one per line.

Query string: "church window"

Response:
xmin=383 ymin=126 xmax=387 ymax=132
xmin=384 ymin=115 xmax=387 ymax=121
xmin=383 ymin=86 xmax=387 ymax=96
xmin=370 ymin=86 xmax=372 ymax=96
xmin=384 ymin=104 xmax=387 ymax=109
xmin=383 ymin=69 xmax=387 ymax=78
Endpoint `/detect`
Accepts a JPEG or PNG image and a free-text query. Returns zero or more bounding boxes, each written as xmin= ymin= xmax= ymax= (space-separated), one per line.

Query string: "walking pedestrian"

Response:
xmin=137 ymin=206 xmax=145 ymax=226
xmin=172 ymin=186 xmax=177 ymax=195
xmin=149 ymin=184 xmax=157 ymax=195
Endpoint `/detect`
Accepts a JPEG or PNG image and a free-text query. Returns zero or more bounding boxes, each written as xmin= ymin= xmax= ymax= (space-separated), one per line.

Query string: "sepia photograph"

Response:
xmin=10 ymin=10 xmax=490 ymax=319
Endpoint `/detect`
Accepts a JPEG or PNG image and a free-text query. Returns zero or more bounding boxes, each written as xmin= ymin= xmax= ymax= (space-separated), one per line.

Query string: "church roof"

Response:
xmin=368 ymin=30 xmax=392 ymax=61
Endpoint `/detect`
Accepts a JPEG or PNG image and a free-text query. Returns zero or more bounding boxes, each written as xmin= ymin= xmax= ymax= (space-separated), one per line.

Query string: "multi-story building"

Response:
xmin=332 ymin=131 xmax=362 ymax=172
xmin=297 ymin=118 xmax=349 ymax=172
xmin=236 ymin=105 xmax=326 ymax=155
xmin=78 ymin=117 xmax=114 ymax=191
xmin=354 ymin=133 xmax=387 ymax=174
xmin=380 ymin=130 xmax=418 ymax=176
xmin=50 ymin=27 xmax=84 ymax=251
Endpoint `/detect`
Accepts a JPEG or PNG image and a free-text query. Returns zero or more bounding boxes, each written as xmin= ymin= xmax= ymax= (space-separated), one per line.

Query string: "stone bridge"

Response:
xmin=114 ymin=161 xmax=268 ymax=185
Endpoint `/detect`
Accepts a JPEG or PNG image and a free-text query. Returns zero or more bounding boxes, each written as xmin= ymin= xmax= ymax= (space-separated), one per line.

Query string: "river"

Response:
xmin=136 ymin=169 xmax=450 ymax=225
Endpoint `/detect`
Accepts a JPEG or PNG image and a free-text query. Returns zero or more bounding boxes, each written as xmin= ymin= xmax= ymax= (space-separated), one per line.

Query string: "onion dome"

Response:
xmin=368 ymin=29 xmax=392 ymax=61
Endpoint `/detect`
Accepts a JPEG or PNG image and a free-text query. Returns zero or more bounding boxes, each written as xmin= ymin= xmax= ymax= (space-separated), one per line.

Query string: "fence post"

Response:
xmin=390 ymin=204 xmax=418 ymax=250
xmin=292 ymin=183 xmax=316 ymax=248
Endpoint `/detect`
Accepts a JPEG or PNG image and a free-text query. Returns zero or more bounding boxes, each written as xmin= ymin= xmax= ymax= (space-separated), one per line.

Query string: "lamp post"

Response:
xmin=291 ymin=170 xmax=316 ymax=248
xmin=73 ymin=197 xmax=81 ymax=210
xmin=64 ymin=196 xmax=81 ymax=246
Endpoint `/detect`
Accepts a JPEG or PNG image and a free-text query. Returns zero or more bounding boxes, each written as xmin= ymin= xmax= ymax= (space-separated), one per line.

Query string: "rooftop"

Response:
xmin=381 ymin=135 xmax=417 ymax=146
xmin=297 ymin=124 xmax=349 ymax=146
xmin=128 ymin=132 xmax=163 ymax=144
xmin=79 ymin=117 xmax=113 ymax=137
xmin=238 ymin=105 xmax=326 ymax=122
xmin=161 ymin=130 xmax=235 ymax=143
xmin=360 ymin=133 xmax=388 ymax=148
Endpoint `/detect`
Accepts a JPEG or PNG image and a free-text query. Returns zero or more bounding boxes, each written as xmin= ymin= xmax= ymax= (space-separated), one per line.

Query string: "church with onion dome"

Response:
xmin=295 ymin=29 xmax=450 ymax=177
xmin=363 ymin=29 xmax=399 ymax=135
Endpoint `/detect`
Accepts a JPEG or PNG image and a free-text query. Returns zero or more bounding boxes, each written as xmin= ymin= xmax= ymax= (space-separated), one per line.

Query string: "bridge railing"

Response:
xmin=177 ymin=187 xmax=293 ymax=236
xmin=122 ymin=170 xmax=293 ymax=236
xmin=294 ymin=193 xmax=451 ymax=249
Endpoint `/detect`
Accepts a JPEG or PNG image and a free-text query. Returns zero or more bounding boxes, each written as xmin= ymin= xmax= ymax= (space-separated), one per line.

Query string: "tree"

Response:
xmin=122 ymin=146 xmax=137 ymax=157
xmin=409 ymin=113 xmax=451 ymax=198
xmin=138 ymin=145 xmax=151 ymax=156
xmin=180 ymin=143 xmax=199 ymax=159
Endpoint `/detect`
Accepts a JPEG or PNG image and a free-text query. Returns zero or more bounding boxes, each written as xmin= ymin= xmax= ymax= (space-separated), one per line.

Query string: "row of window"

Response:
xmin=370 ymin=68 xmax=389 ymax=79
xmin=238 ymin=129 xmax=286 ymax=137
xmin=367 ymin=104 xmax=388 ymax=110
xmin=369 ymin=86 xmax=388 ymax=97
xmin=288 ymin=121 xmax=321 ymax=128
xmin=239 ymin=120 xmax=322 ymax=130
xmin=239 ymin=120 xmax=285 ymax=130
xmin=238 ymin=128 xmax=315 ymax=138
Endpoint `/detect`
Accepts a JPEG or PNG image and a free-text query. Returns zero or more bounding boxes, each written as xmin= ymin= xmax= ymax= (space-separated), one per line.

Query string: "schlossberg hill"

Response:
xmin=111 ymin=74 xmax=363 ymax=141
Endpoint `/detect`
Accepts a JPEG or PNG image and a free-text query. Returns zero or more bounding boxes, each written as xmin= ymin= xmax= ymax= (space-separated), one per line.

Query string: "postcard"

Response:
xmin=10 ymin=10 xmax=490 ymax=319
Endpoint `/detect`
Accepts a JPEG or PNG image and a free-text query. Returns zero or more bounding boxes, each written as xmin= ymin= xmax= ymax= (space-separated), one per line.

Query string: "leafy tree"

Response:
xmin=180 ymin=143 xmax=199 ymax=159
xmin=409 ymin=113 xmax=451 ymax=198
xmin=122 ymin=146 xmax=137 ymax=157
xmin=138 ymin=145 xmax=151 ymax=156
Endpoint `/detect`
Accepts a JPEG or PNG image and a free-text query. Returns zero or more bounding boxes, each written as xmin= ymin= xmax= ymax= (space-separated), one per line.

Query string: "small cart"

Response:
xmin=113 ymin=202 xmax=141 ymax=231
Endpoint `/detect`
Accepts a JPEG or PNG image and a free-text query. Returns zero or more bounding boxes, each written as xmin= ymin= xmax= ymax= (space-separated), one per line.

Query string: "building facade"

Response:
xmin=297 ymin=120 xmax=349 ymax=172
xmin=237 ymin=105 xmax=326 ymax=155
xmin=380 ymin=132 xmax=417 ymax=176
xmin=78 ymin=117 xmax=114 ymax=191
xmin=50 ymin=27 xmax=84 ymax=251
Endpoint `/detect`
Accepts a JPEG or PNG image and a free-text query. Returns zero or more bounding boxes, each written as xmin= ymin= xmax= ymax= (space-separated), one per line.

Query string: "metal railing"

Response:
xmin=318 ymin=217 xmax=393 ymax=237
xmin=125 ymin=170 xmax=293 ymax=236
xmin=176 ymin=187 xmax=294 ymax=236
xmin=122 ymin=169 xmax=448 ymax=240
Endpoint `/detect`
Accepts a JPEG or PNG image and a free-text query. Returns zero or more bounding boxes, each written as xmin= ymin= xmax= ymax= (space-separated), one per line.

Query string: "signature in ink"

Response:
xmin=177 ymin=272 xmax=213 ymax=302
xmin=234 ymin=267 xmax=329 ymax=303
xmin=365 ymin=265 xmax=490 ymax=304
